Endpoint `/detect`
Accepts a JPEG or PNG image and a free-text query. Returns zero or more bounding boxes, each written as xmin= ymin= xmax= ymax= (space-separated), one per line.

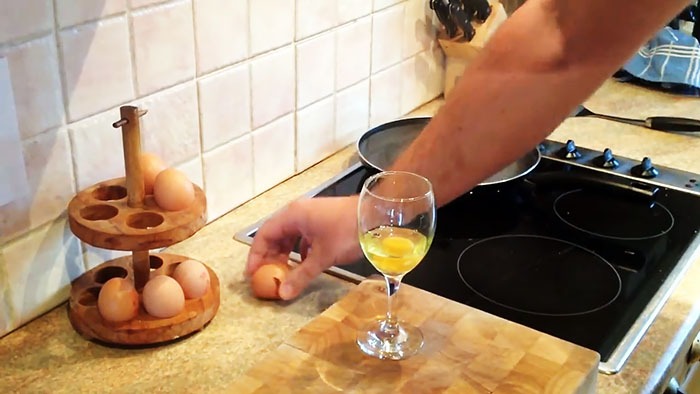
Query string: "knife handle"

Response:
xmin=646 ymin=116 xmax=700 ymax=132
xmin=471 ymin=0 xmax=492 ymax=22
xmin=448 ymin=1 xmax=475 ymax=40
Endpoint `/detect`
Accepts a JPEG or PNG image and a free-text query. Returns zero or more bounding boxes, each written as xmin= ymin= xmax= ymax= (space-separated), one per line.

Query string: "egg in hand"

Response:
xmin=97 ymin=277 xmax=139 ymax=322
xmin=251 ymin=263 xmax=290 ymax=299
xmin=153 ymin=168 xmax=195 ymax=211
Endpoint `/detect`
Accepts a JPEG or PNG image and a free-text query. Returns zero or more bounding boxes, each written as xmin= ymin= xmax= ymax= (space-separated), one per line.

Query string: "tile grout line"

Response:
xmin=292 ymin=0 xmax=299 ymax=175
xmin=49 ymin=0 xmax=90 ymax=272
xmin=189 ymin=0 xmax=206 ymax=195
xmin=247 ymin=0 xmax=255 ymax=196
xmin=126 ymin=0 xmax=140 ymax=99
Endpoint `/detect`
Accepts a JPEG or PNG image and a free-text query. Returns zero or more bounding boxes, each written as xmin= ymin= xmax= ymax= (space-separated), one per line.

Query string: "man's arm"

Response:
xmin=247 ymin=0 xmax=689 ymax=299
xmin=391 ymin=0 xmax=689 ymax=207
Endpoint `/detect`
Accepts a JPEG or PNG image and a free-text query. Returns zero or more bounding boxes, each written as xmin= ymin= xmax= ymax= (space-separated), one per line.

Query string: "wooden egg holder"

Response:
xmin=67 ymin=106 xmax=220 ymax=345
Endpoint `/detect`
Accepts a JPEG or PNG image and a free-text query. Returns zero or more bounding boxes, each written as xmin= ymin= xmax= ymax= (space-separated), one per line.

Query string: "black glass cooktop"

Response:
xmin=303 ymin=158 xmax=700 ymax=365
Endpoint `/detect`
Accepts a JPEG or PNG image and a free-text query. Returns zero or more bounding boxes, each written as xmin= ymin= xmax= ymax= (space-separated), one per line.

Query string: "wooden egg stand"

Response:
xmin=67 ymin=105 xmax=220 ymax=345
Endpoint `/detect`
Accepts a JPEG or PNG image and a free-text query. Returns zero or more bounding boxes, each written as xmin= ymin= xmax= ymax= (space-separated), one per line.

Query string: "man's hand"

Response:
xmin=245 ymin=196 xmax=362 ymax=300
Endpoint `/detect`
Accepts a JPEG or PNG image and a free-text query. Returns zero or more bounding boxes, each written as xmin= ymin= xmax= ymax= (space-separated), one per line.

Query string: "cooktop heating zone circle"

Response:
xmin=553 ymin=189 xmax=674 ymax=240
xmin=456 ymin=235 xmax=622 ymax=317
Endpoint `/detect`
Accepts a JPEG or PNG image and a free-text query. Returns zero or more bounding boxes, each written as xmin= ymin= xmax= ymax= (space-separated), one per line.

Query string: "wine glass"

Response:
xmin=356 ymin=171 xmax=436 ymax=360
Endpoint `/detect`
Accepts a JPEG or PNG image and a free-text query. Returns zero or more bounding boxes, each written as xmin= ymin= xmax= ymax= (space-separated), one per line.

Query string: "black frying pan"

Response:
xmin=356 ymin=117 xmax=541 ymax=186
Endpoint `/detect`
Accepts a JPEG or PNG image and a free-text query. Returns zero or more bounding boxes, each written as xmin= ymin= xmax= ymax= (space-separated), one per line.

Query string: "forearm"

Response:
xmin=391 ymin=0 xmax=688 ymax=207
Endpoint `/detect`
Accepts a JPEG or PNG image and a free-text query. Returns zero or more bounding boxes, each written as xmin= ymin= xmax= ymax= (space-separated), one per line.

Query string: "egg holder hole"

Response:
xmin=80 ymin=204 xmax=119 ymax=221
xmin=94 ymin=266 xmax=128 ymax=284
xmin=93 ymin=185 xmax=127 ymax=201
xmin=127 ymin=212 xmax=164 ymax=229
xmin=149 ymin=255 xmax=163 ymax=271
xmin=78 ymin=287 xmax=101 ymax=307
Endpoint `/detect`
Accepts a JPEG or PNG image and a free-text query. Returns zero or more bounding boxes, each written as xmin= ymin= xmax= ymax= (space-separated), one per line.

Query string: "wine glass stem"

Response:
xmin=382 ymin=275 xmax=402 ymax=335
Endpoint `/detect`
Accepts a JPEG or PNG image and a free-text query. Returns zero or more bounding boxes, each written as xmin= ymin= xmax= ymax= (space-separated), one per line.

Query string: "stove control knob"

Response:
xmin=560 ymin=140 xmax=582 ymax=159
xmin=594 ymin=148 xmax=620 ymax=169
xmin=632 ymin=157 xmax=659 ymax=178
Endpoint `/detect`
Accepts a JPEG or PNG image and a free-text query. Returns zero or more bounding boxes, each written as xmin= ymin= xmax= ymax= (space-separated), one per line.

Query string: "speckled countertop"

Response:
xmin=1 ymin=80 xmax=699 ymax=393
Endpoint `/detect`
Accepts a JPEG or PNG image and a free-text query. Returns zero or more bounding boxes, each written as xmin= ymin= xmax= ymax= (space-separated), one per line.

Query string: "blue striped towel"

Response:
xmin=623 ymin=26 xmax=700 ymax=88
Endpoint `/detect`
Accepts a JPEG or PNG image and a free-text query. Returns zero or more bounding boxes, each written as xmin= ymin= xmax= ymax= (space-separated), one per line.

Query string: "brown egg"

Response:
xmin=142 ymin=275 xmax=185 ymax=318
xmin=139 ymin=152 xmax=166 ymax=194
xmin=173 ymin=259 xmax=210 ymax=299
xmin=251 ymin=263 xmax=290 ymax=299
xmin=97 ymin=277 xmax=139 ymax=322
xmin=153 ymin=168 xmax=195 ymax=211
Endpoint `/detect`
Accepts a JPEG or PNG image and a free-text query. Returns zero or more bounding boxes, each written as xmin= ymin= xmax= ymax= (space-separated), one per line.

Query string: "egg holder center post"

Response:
xmin=67 ymin=105 xmax=220 ymax=345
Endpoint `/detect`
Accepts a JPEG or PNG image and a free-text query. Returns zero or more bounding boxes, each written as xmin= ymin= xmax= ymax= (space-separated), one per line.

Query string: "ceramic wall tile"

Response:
xmin=297 ymin=31 xmax=335 ymax=108
xmin=296 ymin=0 xmax=337 ymax=40
xmin=251 ymin=46 xmax=295 ymax=128
xmin=175 ymin=154 xmax=204 ymax=188
xmin=335 ymin=79 xmax=369 ymax=148
xmin=0 ymin=127 xmax=75 ymax=243
xmin=59 ymin=17 xmax=134 ymax=121
xmin=0 ymin=254 xmax=16 ymax=337
xmin=337 ymin=0 xmax=371 ymax=24
xmin=1 ymin=36 xmax=65 ymax=139
xmin=374 ymin=0 xmax=403 ymax=12
xmin=401 ymin=48 xmax=444 ymax=114
xmin=371 ymin=4 xmax=404 ymax=73
xmin=140 ymin=82 xmax=201 ymax=166
xmin=249 ymin=0 xmax=295 ymax=56
xmin=69 ymin=109 xmax=125 ymax=191
xmin=370 ymin=64 xmax=402 ymax=127
xmin=193 ymin=0 xmax=248 ymax=75
xmin=56 ymin=0 xmax=127 ymax=28
xmin=252 ymin=114 xmax=295 ymax=194
xmin=203 ymin=135 xmax=254 ymax=220
xmin=2 ymin=219 xmax=83 ymax=326
xmin=336 ymin=17 xmax=371 ymax=90
xmin=0 ymin=1 xmax=53 ymax=43
xmin=296 ymin=96 xmax=335 ymax=171
xmin=198 ymin=63 xmax=251 ymax=151
xmin=402 ymin=0 xmax=436 ymax=59
xmin=0 ymin=57 xmax=29 ymax=210
xmin=132 ymin=0 xmax=195 ymax=95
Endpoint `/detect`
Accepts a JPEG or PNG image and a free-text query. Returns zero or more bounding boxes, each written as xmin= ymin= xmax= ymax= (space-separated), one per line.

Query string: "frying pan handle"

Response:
xmin=526 ymin=172 xmax=659 ymax=201
xmin=646 ymin=116 xmax=700 ymax=132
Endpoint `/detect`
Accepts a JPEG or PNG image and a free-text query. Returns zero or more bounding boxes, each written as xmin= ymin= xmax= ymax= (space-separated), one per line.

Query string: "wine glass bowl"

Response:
xmin=356 ymin=171 xmax=436 ymax=360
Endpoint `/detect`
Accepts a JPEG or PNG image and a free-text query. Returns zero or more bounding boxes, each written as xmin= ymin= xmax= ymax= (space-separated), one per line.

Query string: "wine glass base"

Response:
xmin=356 ymin=317 xmax=424 ymax=360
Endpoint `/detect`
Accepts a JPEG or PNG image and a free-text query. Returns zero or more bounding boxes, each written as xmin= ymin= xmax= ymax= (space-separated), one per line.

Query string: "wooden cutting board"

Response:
xmin=232 ymin=278 xmax=599 ymax=393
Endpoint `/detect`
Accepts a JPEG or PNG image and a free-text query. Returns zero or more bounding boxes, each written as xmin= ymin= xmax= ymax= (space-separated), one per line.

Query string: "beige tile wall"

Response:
xmin=0 ymin=0 xmax=444 ymax=337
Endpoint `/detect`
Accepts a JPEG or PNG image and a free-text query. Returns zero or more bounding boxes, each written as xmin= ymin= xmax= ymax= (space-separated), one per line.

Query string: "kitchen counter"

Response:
xmin=1 ymin=80 xmax=699 ymax=393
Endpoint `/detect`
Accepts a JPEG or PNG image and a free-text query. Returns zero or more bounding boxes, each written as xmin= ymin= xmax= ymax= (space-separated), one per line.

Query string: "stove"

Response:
xmin=236 ymin=140 xmax=700 ymax=374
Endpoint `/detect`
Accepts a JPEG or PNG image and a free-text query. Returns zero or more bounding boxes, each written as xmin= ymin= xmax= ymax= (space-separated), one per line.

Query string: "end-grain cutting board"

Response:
xmin=233 ymin=278 xmax=599 ymax=393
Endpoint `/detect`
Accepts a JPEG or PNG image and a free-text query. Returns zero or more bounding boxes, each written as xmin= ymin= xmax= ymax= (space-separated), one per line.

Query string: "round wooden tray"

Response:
xmin=68 ymin=177 xmax=207 ymax=251
xmin=68 ymin=253 xmax=220 ymax=345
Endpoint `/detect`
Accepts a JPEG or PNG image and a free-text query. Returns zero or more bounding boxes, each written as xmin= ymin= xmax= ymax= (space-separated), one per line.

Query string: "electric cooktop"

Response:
xmin=236 ymin=140 xmax=700 ymax=374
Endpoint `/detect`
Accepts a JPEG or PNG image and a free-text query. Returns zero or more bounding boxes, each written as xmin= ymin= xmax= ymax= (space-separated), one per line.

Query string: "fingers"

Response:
xmin=245 ymin=203 xmax=306 ymax=277
xmin=279 ymin=248 xmax=326 ymax=300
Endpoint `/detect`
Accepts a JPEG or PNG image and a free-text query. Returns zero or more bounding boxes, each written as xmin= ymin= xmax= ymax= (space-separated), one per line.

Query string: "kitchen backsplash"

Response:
xmin=0 ymin=0 xmax=444 ymax=337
